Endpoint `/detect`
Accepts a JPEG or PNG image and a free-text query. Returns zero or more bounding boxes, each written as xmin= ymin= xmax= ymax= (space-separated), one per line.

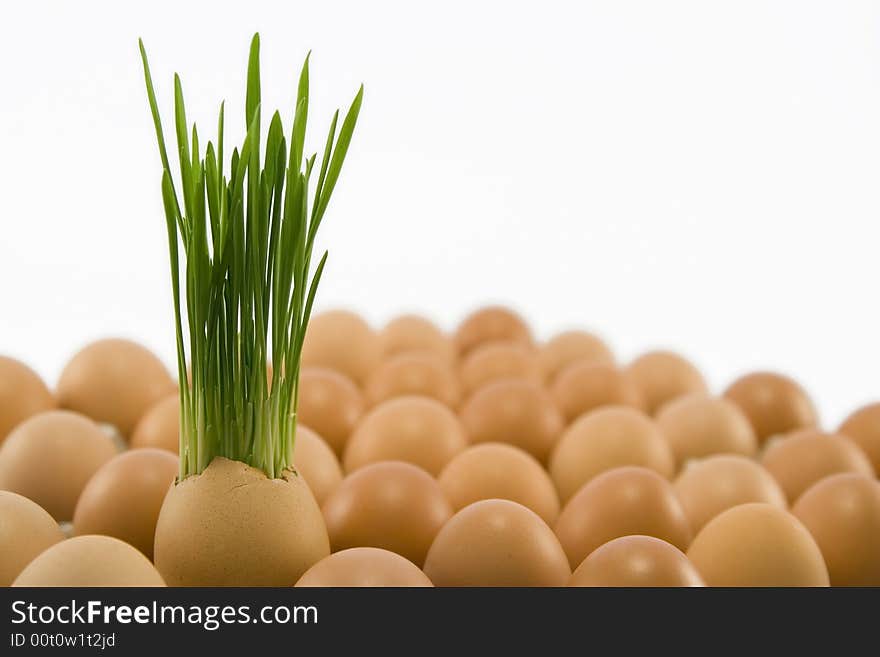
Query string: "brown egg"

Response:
xmin=364 ymin=353 xmax=460 ymax=408
xmin=793 ymin=473 xmax=880 ymax=586
xmin=130 ymin=393 xmax=179 ymax=453
xmin=344 ymin=396 xmax=467 ymax=476
xmin=424 ymin=499 xmax=570 ymax=586
xmin=839 ymin=402 xmax=880 ymax=476
xmin=0 ymin=410 xmax=117 ymax=520
xmin=549 ymin=407 xmax=674 ymax=503
xmin=569 ymin=536 xmax=705 ymax=587
xmin=454 ymin=305 xmax=533 ymax=357
xmin=293 ymin=425 xmax=343 ymax=505
xmin=626 ymin=350 xmax=708 ymax=416
xmin=656 ymin=394 xmax=758 ymax=469
xmin=72 ymin=448 xmax=177 ymax=559
xmin=56 ymin=338 xmax=174 ymax=438
xmin=0 ymin=355 xmax=55 ymax=443
xmin=674 ymin=455 xmax=787 ymax=533
xmin=538 ymin=330 xmax=615 ymax=383
xmin=322 ymin=461 xmax=452 ymax=566
xmin=379 ymin=314 xmax=455 ymax=364
xmin=295 ymin=547 xmax=433 ymax=587
xmin=0 ymin=491 xmax=65 ymax=586
xmin=297 ymin=367 xmax=365 ymax=455
xmin=554 ymin=466 xmax=691 ymax=569
xmin=301 ymin=310 xmax=381 ymax=385
xmin=458 ymin=341 xmax=542 ymax=396
xmin=438 ymin=443 xmax=560 ymax=524
xmin=13 ymin=535 xmax=165 ymax=586
xmin=686 ymin=503 xmax=829 ymax=586
xmin=723 ymin=371 xmax=818 ymax=443
xmin=552 ymin=361 xmax=643 ymax=423
xmin=761 ymin=429 xmax=875 ymax=503
xmin=459 ymin=380 xmax=564 ymax=463
xmin=154 ymin=457 xmax=328 ymax=586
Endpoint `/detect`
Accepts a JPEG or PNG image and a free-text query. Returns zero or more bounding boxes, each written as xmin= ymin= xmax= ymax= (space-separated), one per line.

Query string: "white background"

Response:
xmin=1 ymin=0 xmax=878 ymax=426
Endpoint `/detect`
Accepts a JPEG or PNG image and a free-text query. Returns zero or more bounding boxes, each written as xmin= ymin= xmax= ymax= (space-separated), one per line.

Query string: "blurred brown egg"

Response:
xmin=569 ymin=535 xmax=704 ymax=587
xmin=554 ymin=466 xmax=691 ymax=569
xmin=379 ymin=314 xmax=455 ymax=364
xmin=839 ymin=402 xmax=880 ymax=476
xmin=552 ymin=362 xmax=643 ymax=423
xmin=297 ymin=367 xmax=365 ymax=456
xmin=0 ymin=491 xmax=65 ymax=586
xmin=301 ymin=310 xmax=381 ymax=385
xmin=322 ymin=461 xmax=452 ymax=566
xmin=723 ymin=371 xmax=818 ymax=443
xmin=0 ymin=410 xmax=117 ymax=520
xmin=454 ymin=305 xmax=532 ymax=357
xmin=686 ymin=503 xmax=829 ymax=586
xmin=549 ymin=407 xmax=674 ymax=503
xmin=295 ymin=547 xmax=433 ymax=587
xmin=344 ymin=396 xmax=467 ymax=476
xmin=0 ymin=356 xmax=56 ymax=444
xmin=12 ymin=535 xmax=165 ymax=587
xmin=424 ymin=499 xmax=570 ymax=587
xmin=656 ymin=394 xmax=758 ymax=469
xmin=293 ymin=425 xmax=343 ymax=505
xmin=130 ymin=393 xmax=179 ymax=453
xmin=72 ymin=448 xmax=177 ymax=559
xmin=626 ymin=350 xmax=708 ymax=416
xmin=674 ymin=455 xmax=787 ymax=533
xmin=793 ymin=473 xmax=880 ymax=586
xmin=364 ymin=353 xmax=460 ymax=408
xmin=438 ymin=443 xmax=560 ymax=524
xmin=56 ymin=338 xmax=175 ymax=438
xmin=538 ymin=330 xmax=615 ymax=383
xmin=459 ymin=380 xmax=564 ymax=463
xmin=458 ymin=341 xmax=541 ymax=396
xmin=761 ymin=429 xmax=874 ymax=503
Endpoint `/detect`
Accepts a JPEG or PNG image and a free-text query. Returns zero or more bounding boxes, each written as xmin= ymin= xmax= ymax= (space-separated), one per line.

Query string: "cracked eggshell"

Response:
xmin=153 ymin=456 xmax=329 ymax=586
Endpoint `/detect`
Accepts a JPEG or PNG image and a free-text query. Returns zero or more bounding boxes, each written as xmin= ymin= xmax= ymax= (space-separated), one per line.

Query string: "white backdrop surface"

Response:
xmin=1 ymin=0 xmax=878 ymax=425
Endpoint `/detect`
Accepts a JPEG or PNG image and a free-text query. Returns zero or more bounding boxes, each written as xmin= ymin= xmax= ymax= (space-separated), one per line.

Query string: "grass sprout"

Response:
xmin=139 ymin=33 xmax=363 ymax=479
